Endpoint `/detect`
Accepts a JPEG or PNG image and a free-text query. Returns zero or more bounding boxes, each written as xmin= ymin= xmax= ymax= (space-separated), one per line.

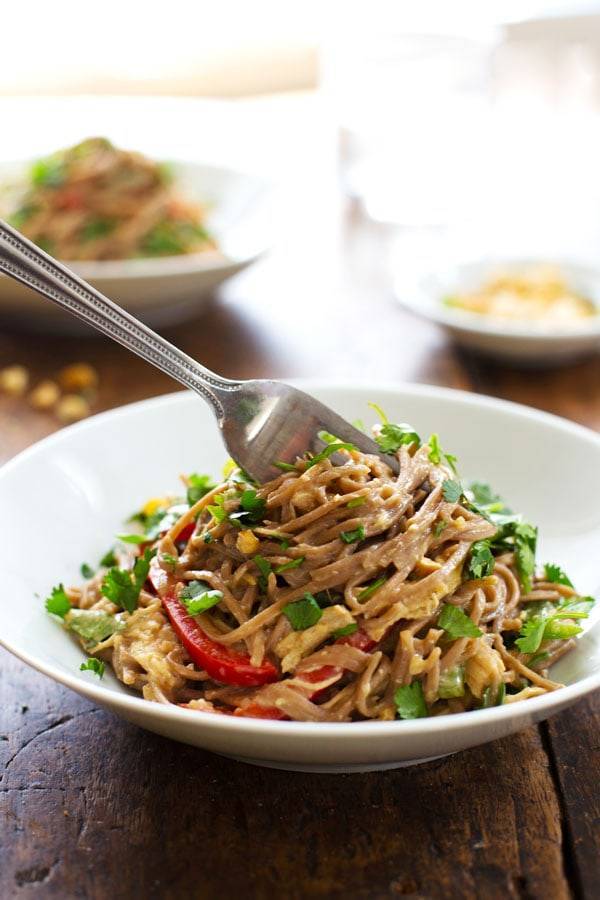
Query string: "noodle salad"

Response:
xmin=45 ymin=408 xmax=595 ymax=722
xmin=5 ymin=137 xmax=216 ymax=261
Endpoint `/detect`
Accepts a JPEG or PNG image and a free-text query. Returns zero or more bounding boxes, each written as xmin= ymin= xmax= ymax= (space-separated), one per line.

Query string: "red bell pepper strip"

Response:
xmin=336 ymin=628 xmax=376 ymax=653
xmin=176 ymin=522 xmax=195 ymax=546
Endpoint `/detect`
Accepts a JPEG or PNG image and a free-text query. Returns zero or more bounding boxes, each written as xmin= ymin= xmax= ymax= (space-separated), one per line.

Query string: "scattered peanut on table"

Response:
xmin=0 ymin=361 xmax=98 ymax=424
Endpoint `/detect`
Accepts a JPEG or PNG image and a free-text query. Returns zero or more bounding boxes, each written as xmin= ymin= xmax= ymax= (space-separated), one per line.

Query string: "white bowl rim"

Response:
xmin=1 ymin=379 xmax=599 ymax=740
xmin=0 ymin=158 xmax=274 ymax=278
xmin=395 ymin=257 xmax=600 ymax=341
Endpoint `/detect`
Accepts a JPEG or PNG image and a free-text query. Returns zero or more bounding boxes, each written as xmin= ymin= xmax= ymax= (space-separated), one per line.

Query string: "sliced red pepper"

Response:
xmin=55 ymin=187 xmax=84 ymax=210
xmin=336 ymin=628 xmax=376 ymax=653
xmin=176 ymin=522 xmax=195 ymax=546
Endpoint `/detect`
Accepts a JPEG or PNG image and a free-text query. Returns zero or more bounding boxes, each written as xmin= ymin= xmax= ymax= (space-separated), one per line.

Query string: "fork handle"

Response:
xmin=0 ymin=220 xmax=239 ymax=417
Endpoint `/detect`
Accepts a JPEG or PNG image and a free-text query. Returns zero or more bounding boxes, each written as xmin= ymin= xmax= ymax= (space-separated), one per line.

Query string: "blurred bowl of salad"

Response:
xmin=0 ymin=138 xmax=274 ymax=330
xmin=394 ymin=258 xmax=600 ymax=365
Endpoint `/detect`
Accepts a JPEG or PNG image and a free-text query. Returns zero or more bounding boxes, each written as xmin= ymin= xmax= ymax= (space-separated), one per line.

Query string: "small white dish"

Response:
xmin=0 ymin=160 xmax=274 ymax=330
xmin=1 ymin=381 xmax=599 ymax=772
xmin=394 ymin=258 xmax=600 ymax=364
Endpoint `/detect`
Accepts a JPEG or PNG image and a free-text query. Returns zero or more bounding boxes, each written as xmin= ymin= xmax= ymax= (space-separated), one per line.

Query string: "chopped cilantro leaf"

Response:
xmin=438 ymin=604 xmax=483 ymax=639
xmin=80 ymin=218 xmax=115 ymax=241
xmin=161 ymin=553 xmax=178 ymax=568
xmin=340 ymin=524 xmax=366 ymax=544
xmin=376 ymin=424 xmax=421 ymax=455
xmin=346 ymin=497 xmax=366 ymax=509
xmin=80 ymin=658 xmax=105 ymax=678
xmin=116 ymin=533 xmax=148 ymax=545
xmin=100 ymin=548 xmax=117 ymax=568
xmin=515 ymin=616 xmax=553 ymax=654
xmin=45 ymin=584 xmax=71 ymax=619
xmin=465 ymin=540 xmax=495 ymax=580
xmin=207 ymin=494 xmax=227 ymax=523
xmin=187 ymin=473 xmax=216 ymax=506
xmin=516 ymin=595 xmax=593 ymax=654
xmin=282 ymin=593 xmax=323 ymax=630
xmin=543 ymin=620 xmax=583 ymax=641
xmin=442 ymin=479 xmax=462 ymax=504
xmin=427 ymin=434 xmax=458 ymax=473
xmin=101 ymin=548 xmax=154 ymax=613
xmin=274 ymin=461 xmax=297 ymax=472
xmin=394 ymin=681 xmax=428 ymax=719
xmin=80 ymin=563 xmax=95 ymax=579
xmin=275 ymin=557 xmax=305 ymax=574
xmin=433 ymin=521 xmax=448 ymax=538
xmin=180 ymin=581 xmax=223 ymax=615
xmin=67 ymin=609 xmax=124 ymax=647
xmin=31 ymin=154 xmax=66 ymax=187
xmin=333 ymin=622 xmax=358 ymax=639
xmin=544 ymin=563 xmax=574 ymax=588
xmin=305 ymin=442 xmax=357 ymax=469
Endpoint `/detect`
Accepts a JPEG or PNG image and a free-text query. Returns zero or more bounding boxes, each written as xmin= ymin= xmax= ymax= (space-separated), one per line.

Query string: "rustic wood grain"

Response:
xmin=0 ymin=197 xmax=598 ymax=899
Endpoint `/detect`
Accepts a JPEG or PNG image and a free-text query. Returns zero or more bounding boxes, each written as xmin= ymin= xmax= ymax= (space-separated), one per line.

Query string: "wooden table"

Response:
xmin=1 ymin=190 xmax=600 ymax=899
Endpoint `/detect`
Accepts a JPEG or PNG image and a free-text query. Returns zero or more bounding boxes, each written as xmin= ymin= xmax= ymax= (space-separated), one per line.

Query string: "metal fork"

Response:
xmin=0 ymin=220 xmax=397 ymax=482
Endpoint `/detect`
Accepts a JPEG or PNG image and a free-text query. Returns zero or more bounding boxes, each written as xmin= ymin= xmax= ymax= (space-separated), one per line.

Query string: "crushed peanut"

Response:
xmin=56 ymin=394 xmax=90 ymax=423
xmin=236 ymin=530 xmax=260 ymax=555
xmin=0 ymin=365 xmax=29 ymax=396
xmin=58 ymin=363 xmax=98 ymax=393
xmin=29 ymin=380 xmax=61 ymax=410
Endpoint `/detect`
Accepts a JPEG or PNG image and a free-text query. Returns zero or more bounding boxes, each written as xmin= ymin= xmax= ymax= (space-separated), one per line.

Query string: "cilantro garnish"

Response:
xmin=45 ymin=584 xmax=71 ymax=619
xmin=357 ymin=577 xmax=387 ymax=601
xmin=81 ymin=218 xmax=115 ymax=241
xmin=228 ymin=490 xmax=267 ymax=527
xmin=438 ymin=604 xmax=483 ymax=639
xmin=274 ymin=461 xmax=297 ymax=472
xmin=101 ymin=548 xmax=155 ymax=613
xmin=427 ymin=433 xmax=458 ymax=473
xmin=180 ymin=581 xmax=223 ymax=615
xmin=492 ymin=521 xmax=537 ymax=593
xmin=253 ymin=554 xmax=273 ymax=592
xmin=465 ymin=541 xmax=495 ymax=580
xmin=332 ymin=622 xmax=358 ymax=639
xmin=282 ymin=593 xmax=323 ymax=630
xmin=187 ymin=473 xmax=216 ymax=506
xmin=340 ymin=525 xmax=366 ymax=544
xmin=468 ymin=482 xmax=508 ymax=513
xmin=80 ymin=658 xmax=105 ymax=678
xmin=207 ymin=494 xmax=228 ymax=523
xmin=394 ymin=681 xmax=428 ymax=719
xmin=116 ymin=533 xmax=148 ymax=545
xmin=544 ymin=563 xmax=574 ymax=588
xmin=80 ymin=563 xmax=95 ymax=579
xmin=275 ymin=557 xmax=305 ymax=574
xmin=305 ymin=442 xmax=357 ymax=469
xmin=100 ymin=548 xmax=117 ymax=568
xmin=433 ymin=521 xmax=448 ymax=539
xmin=442 ymin=479 xmax=462 ymax=504
xmin=515 ymin=596 xmax=594 ymax=653
xmin=161 ymin=553 xmax=178 ymax=568
xmin=376 ymin=424 xmax=421 ymax=455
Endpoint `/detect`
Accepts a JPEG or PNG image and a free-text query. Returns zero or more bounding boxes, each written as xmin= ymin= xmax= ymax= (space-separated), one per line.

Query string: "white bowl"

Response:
xmin=0 ymin=160 xmax=274 ymax=330
xmin=1 ymin=382 xmax=599 ymax=772
xmin=394 ymin=258 xmax=600 ymax=364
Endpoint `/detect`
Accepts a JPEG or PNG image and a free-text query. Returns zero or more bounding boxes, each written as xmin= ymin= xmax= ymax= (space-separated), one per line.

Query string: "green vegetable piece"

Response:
xmin=480 ymin=683 xmax=505 ymax=708
xmin=357 ymin=577 xmax=387 ymax=601
xmin=465 ymin=540 xmax=495 ymax=580
xmin=305 ymin=442 xmax=357 ymax=469
xmin=438 ymin=666 xmax=465 ymax=699
xmin=80 ymin=218 xmax=115 ymax=241
xmin=275 ymin=557 xmax=305 ymax=574
xmin=515 ymin=616 xmax=547 ymax=654
xmin=282 ymin=593 xmax=323 ymax=630
xmin=376 ymin=424 xmax=421 ymax=455
xmin=80 ymin=658 xmax=105 ymax=678
xmin=346 ymin=497 xmax=366 ymax=509
xmin=66 ymin=609 xmax=124 ymax=646
xmin=100 ymin=548 xmax=117 ymax=568
xmin=180 ymin=581 xmax=223 ymax=615
xmin=31 ymin=154 xmax=66 ymax=188
xmin=273 ymin=461 xmax=297 ymax=472
xmin=542 ymin=620 xmax=583 ymax=641
xmin=442 ymin=479 xmax=462 ymax=504
xmin=333 ymin=622 xmax=358 ymax=639
xmin=45 ymin=584 xmax=71 ymax=619
xmin=116 ymin=533 xmax=148 ymax=545
xmin=433 ymin=520 xmax=448 ymax=538
xmin=340 ymin=524 xmax=366 ymax=544
xmin=427 ymin=433 xmax=458 ymax=473
xmin=543 ymin=563 xmax=574 ymax=588
xmin=438 ymin=604 xmax=483 ymax=639
xmin=207 ymin=494 xmax=228 ymax=523
xmin=80 ymin=563 xmax=95 ymax=579
xmin=187 ymin=473 xmax=216 ymax=506
xmin=394 ymin=681 xmax=428 ymax=719
xmin=101 ymin=548 xmax=154 ymax=614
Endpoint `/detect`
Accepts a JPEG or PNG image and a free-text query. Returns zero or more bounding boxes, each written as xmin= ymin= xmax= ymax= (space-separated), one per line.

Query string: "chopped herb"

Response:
xmin=66 ymin=609 xmax=124 ymax=647
xmin=394 ymin=681 xmax=428 ymax=719
xmin=528 ymin=651 xmax=550 ymax=669
xmin=357 ymin=577 xmax=387 ymax=601
xmin=180 ymin=581 xmax=223 ymax=615
xmin=352 ymin=418 xmax=366 ymax=432
xmin=346 ymin=497 xmax=366 ymax=509
xmin=207 ymin=493 xmax=228 ymax=523
xmin=79 ymin=658 xmax=105 ymax=678
xmin=438 ymin=604 xmax=483 ymax=639
xmin=514 ymin=595 xmax=593 ymax=655
xmin=340 ymin=524 xmax=366 ymax=544
xmin=187 ymin=473 xmax=216 ymax=506
xmin=282 ymin=593 xmax=323 ymax=630
xmin=317 ymin=430 xmax=338 ymax=444
xmin=45 ymin=584 xmax=71 ymax=619
xmin=279 ymin=538 xmax=290 ymax=550
xmin=275 ymin=557 xmax=305 ymax=574
xmin=427 ymin=433 xmax=458 ymax=473
xmin=442 ymin=479 xmax=462 ymax=504
xmin=544 ymin=563 xmax=574 ymax=588
xmin=80 ymin=218 xmax=115 ymax=241
xmin=468 ymin=482 xmax=509 ymax=513
xmin=542 ymin=620 xmax=583 ymax=641
xmin=465 ymin=540 xmax=495 ymax=580
xmin=161 ymin=553 xmax=178 ymax=568
xmin=438 ymin=666 xmax=465 ymax=699
xmin=368 ymin=402 xmax=389 ymax=424
xmin=253 ymin=554 xmax=273 ymax=592
xmin=486 ymin=518 xmax=538 ymax=593
xmin=31 ymin=154 xmax=66 ymax=187
xmin=228 ymin=490 xmax=266 ymax=527
xmin=333 ymin=622 xmax=358 ymax=639
xmin=101 ymin=548 xmax=155 ymax=614
xmin=116 ymin=533 xmax=148 ymax=545
xmin=305 ymin=442 xmax=357 ymax=469
xmin=480 ymin=683 xmax=505 ymax=708
xmin=313 ymin=589 xmax=343 ymax=607
xmin=203 ymin=533 xmax=213 ymax=544
xmin=273 ymin=461 xmax=297 ymax=472
xmin=433 ymin=521 xmax=448 ymax=538
xmin=80 ymin=563 xmax=95 ymax=579
xmin=99 ymin=548 xmax=117 ymax=568
xmin=376 ymin=424 xmax=421 ymax=455
xmin=516 ymin=616 xmax=550 ymax=654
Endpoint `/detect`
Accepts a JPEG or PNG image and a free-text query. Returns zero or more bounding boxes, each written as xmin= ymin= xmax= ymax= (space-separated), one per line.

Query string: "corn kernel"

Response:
xmin=142 ymin=497 xmax=170 ymax=517
xmin=29 ymin=380 xmax=61 ymax=410
xmin=0 ymin=365 xmax=29 ymax=396
xmin=236 ymin=530 xmax=259 ymax=555
xmin=58 ymin=362 xmax=98 ymax=392
xmin=56 ymin=394 xmax=90 ymax=423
